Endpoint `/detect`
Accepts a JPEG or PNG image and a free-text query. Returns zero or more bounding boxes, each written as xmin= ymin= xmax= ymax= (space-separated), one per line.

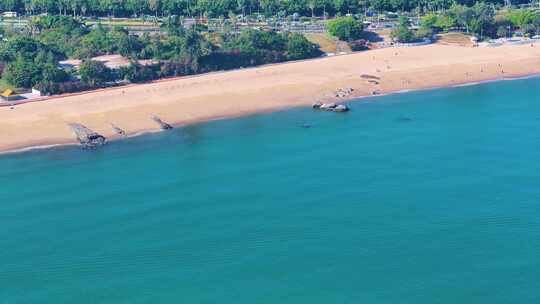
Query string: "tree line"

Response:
xmin=0 ymin=15 xmax=322 ymax=93
xmin=389 ymin=5 xmax=540 ymax=43
xmin=422 ymin=5 xmax=540 ymax=38
xmin=0 ymin=0 xmax=534 ymax=19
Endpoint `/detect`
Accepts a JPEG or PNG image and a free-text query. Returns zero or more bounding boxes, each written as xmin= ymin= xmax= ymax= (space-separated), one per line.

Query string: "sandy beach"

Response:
xmin=1 ymin=43 xmax=540 ymax=153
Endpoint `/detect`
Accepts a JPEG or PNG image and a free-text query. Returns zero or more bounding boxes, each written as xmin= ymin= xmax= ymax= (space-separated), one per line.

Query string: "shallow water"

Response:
xmin=1 ymin=77 xmax=540 ymax=303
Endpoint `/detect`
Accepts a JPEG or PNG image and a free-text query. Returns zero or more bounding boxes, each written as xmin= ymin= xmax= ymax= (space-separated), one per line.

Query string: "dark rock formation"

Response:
xmin=361 ymin=74 xmax=381 ymax=80
xmin=151 ymin=116 xmax=173 ymax=130
xmin=68 ymin=123 xmax=107 ymax=149
xmin=313 ymin=102 xmax=349 ymax=113
xmin=335 ymin=87 xmax=354 ymax=98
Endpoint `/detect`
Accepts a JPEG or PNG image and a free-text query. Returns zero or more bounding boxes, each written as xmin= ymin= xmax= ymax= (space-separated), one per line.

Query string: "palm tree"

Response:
xmin=309 ymin=0 xmax=316 ymax=18
xmin=149 ymin=0 xmax=160 ymax=18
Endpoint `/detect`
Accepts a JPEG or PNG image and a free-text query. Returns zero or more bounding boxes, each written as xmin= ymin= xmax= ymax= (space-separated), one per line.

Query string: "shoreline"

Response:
xmin=1 ymin=73 xmax=538 ymax=156
xmin=1 ymin=44 xmax=540 ymax=155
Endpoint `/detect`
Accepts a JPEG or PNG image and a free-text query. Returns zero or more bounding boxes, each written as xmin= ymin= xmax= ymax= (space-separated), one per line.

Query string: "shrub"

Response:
xmin=120 ymin=63 xmax=158 ymax=83
xmin=349 ymin=39 xmax=369 ymax=51
xmin=415 ymin=27 xmax=433 ymax=40
xmin=497 ymin=26 xmax=508 ymax=38
xmin=35 ymin=80 xmax=92 ymax=95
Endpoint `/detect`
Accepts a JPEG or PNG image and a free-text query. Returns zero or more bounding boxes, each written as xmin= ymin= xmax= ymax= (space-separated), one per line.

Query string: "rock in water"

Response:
xmin=68 ymin=123 xmax=107 ymax=149
xmin=86 ymin=134 xmax=106 ymax=147
xmin=320 ymin=103 xmax=337 ymax=110
xmin=333 ymin=104 xmax=350 ymax=112
xmin=313 ymin=102 xmax=349 ymax=113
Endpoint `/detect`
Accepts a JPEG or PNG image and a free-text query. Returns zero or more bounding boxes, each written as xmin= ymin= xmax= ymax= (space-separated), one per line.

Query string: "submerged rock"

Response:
xmin=396 ymin=117 xmax=413 ymax=122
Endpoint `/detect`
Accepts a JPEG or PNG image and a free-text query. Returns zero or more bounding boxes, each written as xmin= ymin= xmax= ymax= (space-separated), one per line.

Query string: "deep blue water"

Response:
xmin=1 ymin=77 xmax=540 ymax=303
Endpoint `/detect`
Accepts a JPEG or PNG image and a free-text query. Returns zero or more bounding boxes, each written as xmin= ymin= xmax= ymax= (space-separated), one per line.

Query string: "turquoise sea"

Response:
xmin=2 ymin=77 xmax=540 ymax=303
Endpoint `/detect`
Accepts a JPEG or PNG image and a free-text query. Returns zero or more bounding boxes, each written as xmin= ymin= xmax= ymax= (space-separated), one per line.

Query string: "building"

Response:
xmin=1 ymin=89 xmax=19 ymax=101
xmin=31 ymin=88 xmax=43 ymax=96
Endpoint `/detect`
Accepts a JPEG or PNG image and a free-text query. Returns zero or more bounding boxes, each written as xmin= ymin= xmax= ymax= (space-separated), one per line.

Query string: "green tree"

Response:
xmin=0 ymin=36 xmax=53 ymax=62
xmin=223 ymin=29 xmax=287 ymax=53
xmin=507 ymin=9 xmax=539 ymax=30
xmin=285 ymin=33 xmax=322 ymax=60
xmin=260 ymin=0 xmax=280 ymax=15
xmin=421 ymin=13 xmax=439 ymax=31
xmin=390 ymin=16 xmax=415 ymax=43
xmin=107 ymin=26 xmax=142 ymax=57
xmin=120 ymin=62 xmax=157 ymax=82
xmin=40 ymin=63 xmax=70 ymax=83
xmin=327 ymin=16 xmax=363 ymax=41
xmin=3 ymin=56 xmax=41 ymax=88
xmin=469 ymin=2 xmax=494 ymax=39
xmin=161 ymin=14 xmax=186 ymax=36
xmin=148 ymin=0 xmax=161 ymax=17
xmin=435 ymin=14 xmax=457 ymax=32
xmin=449 ymin=4 xmax=474 ymax=34
xmin=78 ymin=25 xmax=114 ymax=57
xmin=79 ymin=60 xmax=112 ymax=86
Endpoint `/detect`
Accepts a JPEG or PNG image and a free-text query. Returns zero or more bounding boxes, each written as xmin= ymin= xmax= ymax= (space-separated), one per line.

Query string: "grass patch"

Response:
xmin=305 ymin=33 xmax=351 ymax=54
xmin=437 ymin=32 xmax=473 ymax=47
